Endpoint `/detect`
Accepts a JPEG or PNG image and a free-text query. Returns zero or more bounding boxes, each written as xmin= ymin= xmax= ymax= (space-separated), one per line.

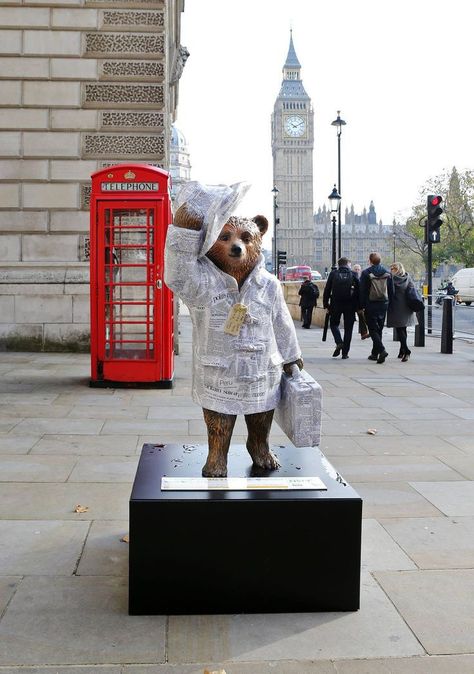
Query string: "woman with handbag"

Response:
xmin=386 ymin=262 xmax=417 ymax=362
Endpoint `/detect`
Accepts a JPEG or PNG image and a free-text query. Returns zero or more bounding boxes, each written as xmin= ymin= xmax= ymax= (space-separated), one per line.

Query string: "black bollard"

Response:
xmin=414 ymin=307 xmax=425 ymax=347
xmin=441 ymin=297 xmax=453 ymax=354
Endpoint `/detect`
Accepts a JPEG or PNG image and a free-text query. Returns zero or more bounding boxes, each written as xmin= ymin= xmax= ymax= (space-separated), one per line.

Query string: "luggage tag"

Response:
xmin=224 ymin=303 xmax=248 ymax=335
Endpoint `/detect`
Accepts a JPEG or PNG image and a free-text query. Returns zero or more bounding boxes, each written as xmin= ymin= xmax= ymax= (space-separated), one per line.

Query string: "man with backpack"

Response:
xmin=298 ymin=277 xmax=319 ymax=328
xmin=323 ymin=257 xmax=360 ymax=359
xmin=359 ymin=252 xmax=394 ymax=364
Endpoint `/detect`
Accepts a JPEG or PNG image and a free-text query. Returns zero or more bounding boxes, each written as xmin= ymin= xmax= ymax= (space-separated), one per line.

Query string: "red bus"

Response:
xmin=284 ymin=265 xmax=312 ymax=282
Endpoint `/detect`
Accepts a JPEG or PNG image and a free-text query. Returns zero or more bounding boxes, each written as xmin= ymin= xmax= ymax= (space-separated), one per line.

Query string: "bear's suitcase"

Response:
xmin=274 ymin=365 xmax=322 ymax=447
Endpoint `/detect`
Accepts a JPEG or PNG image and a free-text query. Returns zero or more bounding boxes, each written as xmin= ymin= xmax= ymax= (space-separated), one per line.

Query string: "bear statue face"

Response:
xmin=206 ymin=215 xmax=268 ymax=288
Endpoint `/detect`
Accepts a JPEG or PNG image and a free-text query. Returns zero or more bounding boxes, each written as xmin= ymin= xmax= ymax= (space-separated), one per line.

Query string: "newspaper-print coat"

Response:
xmin=164 ymin=225 xmax=302 ymax=415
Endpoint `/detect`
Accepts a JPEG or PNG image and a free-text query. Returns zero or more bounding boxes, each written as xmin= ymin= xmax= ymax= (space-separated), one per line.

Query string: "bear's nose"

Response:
xmin=230 ymin=243 xmax=242 ymax=256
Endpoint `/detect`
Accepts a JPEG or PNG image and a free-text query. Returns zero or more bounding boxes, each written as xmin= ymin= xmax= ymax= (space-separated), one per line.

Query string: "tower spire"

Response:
xmin=284 ymin=29 xmax=301 ymax=69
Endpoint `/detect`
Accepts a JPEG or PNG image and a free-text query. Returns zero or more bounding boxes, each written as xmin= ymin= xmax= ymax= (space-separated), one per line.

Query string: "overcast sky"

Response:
xmin=177 ymin=0 xmax=473 ymax=239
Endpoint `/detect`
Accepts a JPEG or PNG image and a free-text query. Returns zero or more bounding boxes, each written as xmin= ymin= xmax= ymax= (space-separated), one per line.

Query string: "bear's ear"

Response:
xmin=252 ymin=214 xmax=268 ymax=235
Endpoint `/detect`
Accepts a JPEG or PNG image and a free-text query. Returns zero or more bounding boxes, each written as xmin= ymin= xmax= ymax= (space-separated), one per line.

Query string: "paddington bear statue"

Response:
xmin=164 ymin=181 xmax=303 ymax=477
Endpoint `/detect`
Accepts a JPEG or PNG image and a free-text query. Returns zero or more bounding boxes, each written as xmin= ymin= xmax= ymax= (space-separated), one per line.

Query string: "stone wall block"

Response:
xmin=24 ymin=82 xmax=81 ymax=107
xmin=52 ymin=9 xmax=98 ymax=29
xmin=64 ymin=283 xmax=89 ymax=295
xmin=84 ymin=32 xmax=164 ymax=58
xmin=51 ymin=109 xmax=98 ymax=130
xmin=24 ymin=132 xmax=80 ymax=158
xmin=0 ymin=8 xmax=50 ymax=27
xmin=0 ymin=57 xmax=49 ymax=80
xmin=72 ymin=295 xmax=90 ymax=323
xmin=24 ymin=31 xmax=82 ymax=56
xmin=0 ymin=31 xmax=22 ymax=55
xmin=0 ymin=185 xmax=20 ymax=209
xmin=0 ymin=324 xmax=44 ymax=351
xmin=22 ymin=234 xmax=79 ymax=263
xmin=0 ymin=160 xmax=48 ymax=181
xmin=44 ymin=323 xmax=90 ymax=351
xmin=99 ymin=9 xmax=164 ymax=32
xmin=0 ymin=109 xmax=49 ymax=130
xmin=0 ymin=132 xmax=21 ymax=157
xmin=23 ymin=184 xmax=79 ymax=209
xmin=51 ymin=210 xmax=90 ymax=232
xmin=51 ymin=59 xmax=98 ymax=80
xmin=99 ymin=60 xmax=164 ymax=81
xmin=82 ymin=133 xmax=164 ymax=158
xmin=0 ymin=82 xmax=22 ymax=105
xmin=0 ymin=296 xmax=14 ymax=323
xmin=15 ymin=294 xmax=73 ymax=324
xmin=86 ymin=0 xmax=161 ymax=7
xmin=0 ymin=283 xmax=62 ymax=297
xmin=100 ymin=110 xmax=164 ymax=130
xmin=83 ymin=83 xmax=164 ymax=109
xmin=0 ymin=211 xmax=48 ymax=232
xmin=28 ymin=0 xmax=82 ymax=4
xmin=50 ymin=160 xmax=97 ymax=181
xmin=0 ymin=235 xmax=21 ymax=261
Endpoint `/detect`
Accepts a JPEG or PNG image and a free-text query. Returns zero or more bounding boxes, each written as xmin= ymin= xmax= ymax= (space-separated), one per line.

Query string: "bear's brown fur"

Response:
xmin=173 ymin=204 xmax=302 ymax=477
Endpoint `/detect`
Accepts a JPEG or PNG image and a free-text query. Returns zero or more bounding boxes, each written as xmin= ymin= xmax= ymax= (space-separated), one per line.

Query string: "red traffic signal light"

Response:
xmin=426 ymin=195 xmax=443 ymax=244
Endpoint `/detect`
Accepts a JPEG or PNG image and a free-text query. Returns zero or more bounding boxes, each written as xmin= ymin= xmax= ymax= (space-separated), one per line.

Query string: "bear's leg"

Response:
xmin=244 ymin=409 xmax=280 ymax=470
xmin=202 ymin=408 xmax=236 ymax=478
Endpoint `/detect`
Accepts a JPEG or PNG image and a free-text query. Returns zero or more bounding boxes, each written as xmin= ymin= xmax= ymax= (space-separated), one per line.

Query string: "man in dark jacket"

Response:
xmin=359 ymin=252 xmax=394 ymax=364
xmin=298 ymin=277 xmax=319 ymax=328
xmin=323 ymin=257 xmax=359 ymax=359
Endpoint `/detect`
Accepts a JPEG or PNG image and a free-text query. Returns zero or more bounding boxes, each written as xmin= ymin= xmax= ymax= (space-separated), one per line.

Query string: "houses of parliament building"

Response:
xmin=271 ymin=32 xmax=392 ymax=273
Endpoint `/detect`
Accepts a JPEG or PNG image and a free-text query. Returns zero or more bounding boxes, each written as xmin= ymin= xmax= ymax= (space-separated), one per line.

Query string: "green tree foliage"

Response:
xmin=393 ymin=167 xmax=474 ymax=270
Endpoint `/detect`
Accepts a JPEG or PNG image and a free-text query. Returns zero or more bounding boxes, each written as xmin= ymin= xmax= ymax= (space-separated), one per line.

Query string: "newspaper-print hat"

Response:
xmin=173 ymin=180 xmax=251 ymax=257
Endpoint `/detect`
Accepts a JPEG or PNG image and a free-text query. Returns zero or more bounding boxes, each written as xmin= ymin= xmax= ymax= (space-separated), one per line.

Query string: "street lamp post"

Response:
xmin=271 ymin=186 xmax=279 ymax=275
xmin=392 ymin=232 xmax=396 ymax=262
xmin=331 ymin=111 xmax=346 ymax=259
xmin=328 ymin=185 xmax=341 ymax=270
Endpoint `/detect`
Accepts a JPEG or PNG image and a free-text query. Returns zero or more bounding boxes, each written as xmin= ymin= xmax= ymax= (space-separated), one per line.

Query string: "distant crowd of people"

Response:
xmin=298 ymin=251 xmax=422 ymax=364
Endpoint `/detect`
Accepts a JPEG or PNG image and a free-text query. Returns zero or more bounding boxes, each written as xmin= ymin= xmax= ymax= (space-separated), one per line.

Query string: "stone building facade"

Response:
xmin=314 ymin=201 xmax=392 ymax=273
xmin=0 ymin=0 xmax=186 ymax=350
xmin=271 ymin=32 xmax=314 ymax=268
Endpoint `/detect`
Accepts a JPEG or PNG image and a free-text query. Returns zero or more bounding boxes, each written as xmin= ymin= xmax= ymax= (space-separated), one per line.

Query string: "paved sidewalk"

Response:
xmin=0 ymin=315 xmax=474 ymax=673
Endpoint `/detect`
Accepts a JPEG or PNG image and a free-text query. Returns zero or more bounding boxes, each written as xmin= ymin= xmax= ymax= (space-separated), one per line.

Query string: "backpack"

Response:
xmin=369 ymin=272 xmax=389 ymax=301
xmin=331 ymin=268 xmax=354 ymax=301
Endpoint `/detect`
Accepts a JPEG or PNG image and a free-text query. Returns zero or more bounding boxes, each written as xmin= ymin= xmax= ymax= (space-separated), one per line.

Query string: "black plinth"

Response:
xmin=129 ymin=443 xmax=362 ymax=615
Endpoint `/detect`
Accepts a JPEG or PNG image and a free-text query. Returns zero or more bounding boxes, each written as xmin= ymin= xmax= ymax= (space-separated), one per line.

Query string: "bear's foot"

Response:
xmin=247 ymin=444 xmax=280 ymax=471
xmin=202 ymin=459 xmax=228 ymax=478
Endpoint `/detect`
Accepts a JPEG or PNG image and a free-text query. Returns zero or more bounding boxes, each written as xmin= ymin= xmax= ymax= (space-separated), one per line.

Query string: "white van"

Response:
xmin=451 ymin=268 xmax=474 ymax=305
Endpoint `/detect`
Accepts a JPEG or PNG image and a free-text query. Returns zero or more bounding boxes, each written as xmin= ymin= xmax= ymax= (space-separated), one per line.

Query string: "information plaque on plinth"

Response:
xmin=129 ymin=443 xmax=362 ymax=615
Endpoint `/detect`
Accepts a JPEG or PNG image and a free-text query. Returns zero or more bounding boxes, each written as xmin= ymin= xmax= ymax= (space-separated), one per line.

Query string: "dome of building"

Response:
xmin=171 ymin=124 xmax=188 ymax=150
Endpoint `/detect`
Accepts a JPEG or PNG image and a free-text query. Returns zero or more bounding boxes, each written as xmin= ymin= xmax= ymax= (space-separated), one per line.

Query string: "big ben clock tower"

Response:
xmin=271 ymin=32 xmax=314 ymax=267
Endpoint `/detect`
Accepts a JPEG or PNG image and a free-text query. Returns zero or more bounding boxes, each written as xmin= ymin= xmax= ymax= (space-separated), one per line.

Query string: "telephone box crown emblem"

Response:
xmin=124 ymin=170 xmax=136 ymax=180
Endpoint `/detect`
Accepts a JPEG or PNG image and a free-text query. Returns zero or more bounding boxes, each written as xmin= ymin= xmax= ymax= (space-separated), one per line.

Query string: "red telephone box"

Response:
xmin=89 ymin=164 xmax=174 ymax=387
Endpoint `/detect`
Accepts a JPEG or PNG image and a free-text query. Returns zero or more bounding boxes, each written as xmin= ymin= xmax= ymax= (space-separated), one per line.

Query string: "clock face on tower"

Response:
xmin=284 ymin=115 xmax=306 ymax=137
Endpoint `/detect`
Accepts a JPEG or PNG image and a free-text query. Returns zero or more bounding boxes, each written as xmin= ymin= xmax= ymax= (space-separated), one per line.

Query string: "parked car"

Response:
xmin=451 ymin=268 xmax=474 ymax=305
xmin=310 ymin=270 xmax=322 ymax=281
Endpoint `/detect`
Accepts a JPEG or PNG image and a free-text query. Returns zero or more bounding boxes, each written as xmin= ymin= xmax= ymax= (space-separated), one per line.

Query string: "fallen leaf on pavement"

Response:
xmin=73 ymin=504 xmax=89 ymax=513
xmin=121 ymin=534 xmax=130 ymax=543
xmin=367 ymin=428 xmax=377 ymax=435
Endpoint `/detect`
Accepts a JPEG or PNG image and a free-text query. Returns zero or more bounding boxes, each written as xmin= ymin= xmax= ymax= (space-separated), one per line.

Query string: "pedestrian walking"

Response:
xmin=360 ymin=252 xmax=394 ymax=364
xmin=323 ymin=257 xmax=359 ymax=359
xmin=352 ymin=264 xmax=369 ymax=340
xmin=298 ymin=277 xmax=319 ymax=328
xmin=387 ymin=262 xmax=416 ymax=362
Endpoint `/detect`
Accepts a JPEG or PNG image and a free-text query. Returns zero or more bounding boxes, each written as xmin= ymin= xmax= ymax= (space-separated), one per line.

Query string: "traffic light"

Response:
xmin=277 ymin=250 xmax=287 ymax=266
xmin=426 ymin=195 xmax=443 ymax=244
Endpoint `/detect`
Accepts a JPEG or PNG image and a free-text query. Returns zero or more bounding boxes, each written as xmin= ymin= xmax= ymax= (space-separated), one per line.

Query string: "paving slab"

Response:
xmin=68 ymin=405 xmax=149 ymax=420
xmin=0 ymin=419 xmax=21 ymax=433
xmin=167 ymin=574 xmax=423 ymax=663
xmin=0 ymin=577 xmax=21 ymax=613
xmin=354 ymin=482 xmax=443 ymax=518
xmin=334 ymin=654 xmax=474 ymax=673
xmin=76 ymin=520 xmax=128 ymax=576
xmin=320 ymin=437 xmax=368 ymax=456
xmin=0 ymin=520 xmax=89 ymax=575
xmin=390 ymin=419 xmax=474 ymax=436
xmin=30 ymin=434 xmax=138 ymax=455
xmin=125 ymin=663 xmax=336 ymax=674
xmin=68 ymin=456 xmax=138 ymax=482
xmin=374 ymin=569 xmax=474 ymax=654
xmin=332 ymin=455 xmax=464 ymax=483
xmin=380 ymin=516 xmax=474 ymax=568
xmin=0 ymin=483 xmax=130 ymax=520
xmin=100 ymin=419 xmax=187 ymax=435
xmin=441 ymin=435 xmax=474 ymax=454
xmin=355 ymin=435 xmax=465 ymax=456
xmin=0 ymin=576 xmax=165 ymax=665
xmin=409 ymin=480 xmax=474 ymax=516
xmin=11 ymin=418 xmax=104 ymax=435
xmin=0 ymin=455 xmax=76 ymax=482
xmin=361 ymin=519 xmax=416 ymax=571
xmin=0 ymin=435 xmax=40 ymax=454
xmin=437 ymin=455 xmax=474 ymax=479
xmin=0 ymin=668 xmax=121 ymax=674
xmin=0 ymin=404 xmax=73 ymax=419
